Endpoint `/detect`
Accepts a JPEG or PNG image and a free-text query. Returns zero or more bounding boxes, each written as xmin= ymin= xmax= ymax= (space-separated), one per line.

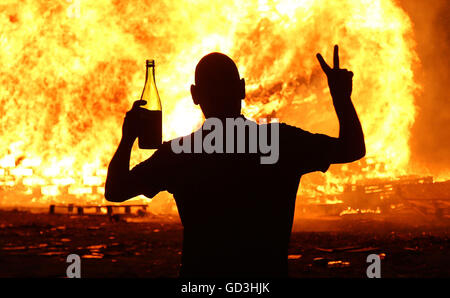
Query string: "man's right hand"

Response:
xmin=106 ymin=99 xmax=147 ymax=203
xmin=122 ymin=100 xmax=147 ymax=142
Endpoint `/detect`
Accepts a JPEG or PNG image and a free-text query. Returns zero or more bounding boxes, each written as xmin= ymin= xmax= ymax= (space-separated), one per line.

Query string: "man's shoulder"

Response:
xmin=273 ymin=122 xmax=311 ymax=139
xmin=257 ymin=120 xmax=307 ymax=130
xmin=278 ymin=122 xmax=307 ymax=131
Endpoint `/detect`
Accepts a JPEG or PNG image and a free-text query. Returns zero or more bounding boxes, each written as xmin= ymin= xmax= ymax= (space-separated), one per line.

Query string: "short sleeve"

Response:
xmin=280 ymin=123 xmax=334 ymax=175
xmin=128 ymin=142 xmax=171 ymax=198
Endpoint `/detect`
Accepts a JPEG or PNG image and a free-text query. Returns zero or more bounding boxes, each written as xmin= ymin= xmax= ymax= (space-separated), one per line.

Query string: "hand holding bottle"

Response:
xmin=122 ymin=100 xmax=147 ymax=143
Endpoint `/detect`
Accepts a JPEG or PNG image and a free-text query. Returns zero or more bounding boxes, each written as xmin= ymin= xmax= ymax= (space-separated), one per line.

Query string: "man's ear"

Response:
xmin=239 ymin=78 xmax=246 ymax=100
xmin=191 ymin=84 xmax=199 ymax=105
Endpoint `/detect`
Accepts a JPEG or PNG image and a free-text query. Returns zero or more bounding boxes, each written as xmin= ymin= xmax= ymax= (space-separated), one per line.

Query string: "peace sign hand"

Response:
xmin=316 ymin=45 xmax=353 ymax=100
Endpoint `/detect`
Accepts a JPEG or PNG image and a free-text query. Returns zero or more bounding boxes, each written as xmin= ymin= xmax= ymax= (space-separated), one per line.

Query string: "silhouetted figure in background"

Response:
xmin=105 ymin=45 xmax=365 ymax=278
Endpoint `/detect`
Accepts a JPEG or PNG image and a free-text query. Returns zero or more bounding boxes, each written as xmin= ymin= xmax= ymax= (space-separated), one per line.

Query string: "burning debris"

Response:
xmin=48 ymin=203 xmax=148 ymax=216
xmin=297 ymin=176 xmax=450 ymax=219
xmin=0 ymin=0 xmax=437 ymax=211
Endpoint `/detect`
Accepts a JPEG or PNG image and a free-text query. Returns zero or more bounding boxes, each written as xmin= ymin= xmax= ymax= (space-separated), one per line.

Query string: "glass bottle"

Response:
xmin=138 ymin=59 xmax=162 ymax=149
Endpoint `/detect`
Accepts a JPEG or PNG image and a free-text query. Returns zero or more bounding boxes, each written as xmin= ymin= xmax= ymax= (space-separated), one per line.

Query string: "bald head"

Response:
xmin=195 ymin=52 xmax=240 ymax=86
xmin=191 ymin=52 xmax=245 ymax=119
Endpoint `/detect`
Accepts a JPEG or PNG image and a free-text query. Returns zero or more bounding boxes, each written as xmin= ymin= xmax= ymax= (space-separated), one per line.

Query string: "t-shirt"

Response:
xmin=129 ymin=117 xmax=333 ymax=277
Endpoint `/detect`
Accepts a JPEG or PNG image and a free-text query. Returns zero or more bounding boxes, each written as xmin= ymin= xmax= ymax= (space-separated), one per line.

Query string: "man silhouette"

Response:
xmin=105 ymin=45 xmax=365 ymax=278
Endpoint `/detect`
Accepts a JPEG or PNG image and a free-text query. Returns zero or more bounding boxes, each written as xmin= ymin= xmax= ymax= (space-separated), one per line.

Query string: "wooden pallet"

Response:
xmin=48 ymin=203 xmax=148 ymax=215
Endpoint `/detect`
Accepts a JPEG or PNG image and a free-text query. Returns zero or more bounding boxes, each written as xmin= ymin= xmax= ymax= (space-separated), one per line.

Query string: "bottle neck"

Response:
xmin=146 ymin=65 xmax=156 ymax=84
xmin=140 ymin=60 xmax=161 ymax=111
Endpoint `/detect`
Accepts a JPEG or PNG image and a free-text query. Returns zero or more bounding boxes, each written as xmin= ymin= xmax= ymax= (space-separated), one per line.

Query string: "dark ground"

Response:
xmin=0 ymin=209 xmax=449 ymax=278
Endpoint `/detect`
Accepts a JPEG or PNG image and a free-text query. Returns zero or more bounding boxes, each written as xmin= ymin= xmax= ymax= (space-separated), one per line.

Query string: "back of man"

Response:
xmin=130 ymin=118 xmax=333 ymax=277
xmin=106 ymin=47 xmax=365 ymax=278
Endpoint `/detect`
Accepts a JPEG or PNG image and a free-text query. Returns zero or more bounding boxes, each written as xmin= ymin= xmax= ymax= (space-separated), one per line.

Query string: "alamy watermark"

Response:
xmin=66 ymin=254 xmax=81 ymax=278
xmin=171 ymin=117 xmax=279 ymax=165
xmin=366 ymin=254 xmax=381 ymax=278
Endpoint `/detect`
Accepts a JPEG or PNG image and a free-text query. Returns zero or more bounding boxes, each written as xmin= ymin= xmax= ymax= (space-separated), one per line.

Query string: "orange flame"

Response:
xmin=0 ymin=0 xmax=420 ymax=207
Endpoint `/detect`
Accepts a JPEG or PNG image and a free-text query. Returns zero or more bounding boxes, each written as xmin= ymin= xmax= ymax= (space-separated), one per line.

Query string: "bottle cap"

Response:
xmin=146 ymin=59 xmax=155 ymax=66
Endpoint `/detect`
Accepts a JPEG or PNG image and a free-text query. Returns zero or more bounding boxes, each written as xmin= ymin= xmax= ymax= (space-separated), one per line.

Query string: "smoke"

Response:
xmin=399 ymin=0 xmax=450 ymax=179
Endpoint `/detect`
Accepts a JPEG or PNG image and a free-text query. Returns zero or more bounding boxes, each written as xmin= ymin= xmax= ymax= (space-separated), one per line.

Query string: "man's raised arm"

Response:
xmin=316 ymin=45 xmax=366 ymax=163
xmin=105 ymin=100 xmax=147 ymax=202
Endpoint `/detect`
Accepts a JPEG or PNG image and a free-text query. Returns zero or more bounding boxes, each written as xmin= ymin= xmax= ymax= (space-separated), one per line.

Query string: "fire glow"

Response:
xmin=0 ymin=0 xmax=423 ymax=207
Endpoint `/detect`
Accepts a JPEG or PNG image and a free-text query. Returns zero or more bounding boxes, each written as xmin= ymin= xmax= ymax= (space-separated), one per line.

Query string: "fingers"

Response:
xmin=132 ymin=100 xmax=147 ymax=109
xmin=339 ymin=69 xmax=354 ymax=78
xmin=333 ymin=45 xmax=339 ymax=69
xmin=316 ymin=53 xmax=331 ymax=74
xmin=318 ymin=45 xmax=353 ymax=78
xmin=316 ymin=44 xmax=339 ymax=73
xmin=127 ymin=100 xmax=147 ymax=118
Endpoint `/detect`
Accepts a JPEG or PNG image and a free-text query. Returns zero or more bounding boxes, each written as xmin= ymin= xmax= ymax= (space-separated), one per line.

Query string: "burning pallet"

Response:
xmin=48 ymin=203 xmax=148 ymax=216
xmin=298 ymin=176 xmax=450 ymax=218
